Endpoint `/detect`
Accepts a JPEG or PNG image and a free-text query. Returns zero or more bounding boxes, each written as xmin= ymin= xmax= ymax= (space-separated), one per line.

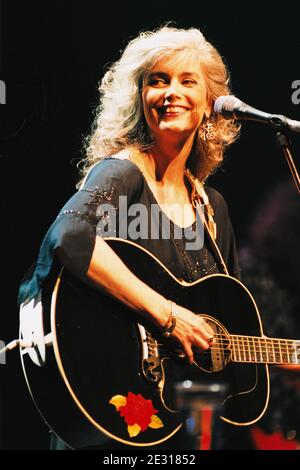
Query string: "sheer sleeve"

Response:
xmin=18 ymin=158 xmax=143 ymax=305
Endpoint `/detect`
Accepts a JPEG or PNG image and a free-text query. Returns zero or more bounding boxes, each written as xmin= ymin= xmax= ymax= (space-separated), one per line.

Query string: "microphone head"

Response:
xmin=214 ymin=95 xmax=242 ymax=114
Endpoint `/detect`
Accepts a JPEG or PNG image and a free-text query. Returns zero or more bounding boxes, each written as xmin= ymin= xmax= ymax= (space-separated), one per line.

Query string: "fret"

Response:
xmin=289 ymin=341 xmax=297 ymax=364
xmin=230 ymin=336 xmax=236 ymax=362
xmin=232 ymin=336 xmax=241 ymax=362
xmin=239 ymin=336 xmax=245 ymax=362
xmin=275 ymin=339 xmax=283 ymax=363
xmin=250 ymin=336 xmax=257 ymax=362
xmin=264 ymin=337 xmax=270 ymax=362
xmin=245 ymin=336 xmax=251 ymax=362
xmin=235 ymin=336 xmax=241 ymax=362
xmin=297 ymin=342 xmax=300 ymax=364
xmin=260 ymin=337 xmax=268 ymax=362
xmin=254 ymin=337 xmax=262 ymax=362
xmin=293 ymin=341 xmax=300 ymax=364
xmin=266 ymin=339 xmax=274 ymax=362
xmin=286 ymin=341 xmax=294 ymax=363
xmin=282 ymin=340 xmax=289 ymax=363
xmin=257 ymin=337 xmax=262 ymax=361
xmin=271 ymin=339 xmax=276 ymax=363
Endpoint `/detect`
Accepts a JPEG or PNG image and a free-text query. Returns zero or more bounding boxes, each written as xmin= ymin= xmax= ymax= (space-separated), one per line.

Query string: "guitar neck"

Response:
xmin=227 ymin=335 xmax=300 ymax=365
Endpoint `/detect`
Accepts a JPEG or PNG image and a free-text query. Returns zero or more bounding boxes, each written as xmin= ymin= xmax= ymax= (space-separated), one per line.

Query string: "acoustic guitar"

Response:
xmin=19 ymin=238 xmax=300 ymax=449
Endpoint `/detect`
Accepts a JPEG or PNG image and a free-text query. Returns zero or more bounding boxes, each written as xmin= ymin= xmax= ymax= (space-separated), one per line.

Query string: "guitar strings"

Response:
xmin=155 ymin=334 xmax=300 ymax=363
xmin=157 ymin=338 xmax=299 ymax=360
xmin=156 ymin=345 xmax=299 ymax=363
xmin=157 ymin=343 xmax=299 ymax=357
xmin=197 ymin=334 xmax=299 ymax=352
xmin=158 ymin=336 xmax=299 ymax=351
xmin=155 ymin=347 xmax=299 ymax=364
xmin=212 ymin=333 xmax=299 ymax=344
xmin=206 ymin=338 xmax=297 ymax=347
xmin=201 ymin=342 xmax=297 ymax=355
xmin=210 ymin=343 xmax=298 ymax=354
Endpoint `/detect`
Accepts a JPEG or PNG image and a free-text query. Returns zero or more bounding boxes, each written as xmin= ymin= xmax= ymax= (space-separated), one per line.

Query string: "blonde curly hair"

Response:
xmin=78 ymin=25 xmax=240 ymax=187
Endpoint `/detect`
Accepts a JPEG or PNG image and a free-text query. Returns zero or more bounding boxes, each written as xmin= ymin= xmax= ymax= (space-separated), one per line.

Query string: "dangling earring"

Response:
xmin=199 ymin=121 xmax=215 ymax=141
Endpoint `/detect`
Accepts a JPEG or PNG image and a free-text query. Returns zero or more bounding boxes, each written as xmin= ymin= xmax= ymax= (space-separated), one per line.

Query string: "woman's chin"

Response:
xmin=158 ymin=123 xmax=192 ymax=136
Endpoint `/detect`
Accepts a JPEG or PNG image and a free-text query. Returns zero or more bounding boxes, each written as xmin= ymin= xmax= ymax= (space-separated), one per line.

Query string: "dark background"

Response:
xmin=0 ymin=0 xmax=299 ymax=449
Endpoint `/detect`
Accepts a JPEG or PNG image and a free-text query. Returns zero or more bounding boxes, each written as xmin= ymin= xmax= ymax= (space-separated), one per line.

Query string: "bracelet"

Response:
xmin=162 ymin=301 xmax=177 ymax=338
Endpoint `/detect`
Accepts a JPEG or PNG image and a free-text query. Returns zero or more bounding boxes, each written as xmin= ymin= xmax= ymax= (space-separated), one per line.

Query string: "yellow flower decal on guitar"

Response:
xmin=109 ymin=392 xmax=164 ymax=438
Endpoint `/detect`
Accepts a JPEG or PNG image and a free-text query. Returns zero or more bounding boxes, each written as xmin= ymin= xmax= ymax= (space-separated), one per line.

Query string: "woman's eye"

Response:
xmin=150 ymin=78 xmax=166 ymax=86
xmin=183 ymin=79 xmax=197 ymax=85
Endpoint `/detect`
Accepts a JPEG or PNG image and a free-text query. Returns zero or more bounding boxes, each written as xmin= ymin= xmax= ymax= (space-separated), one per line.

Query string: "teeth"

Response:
xmin=163 ymin=106 xmax=187 ymax=113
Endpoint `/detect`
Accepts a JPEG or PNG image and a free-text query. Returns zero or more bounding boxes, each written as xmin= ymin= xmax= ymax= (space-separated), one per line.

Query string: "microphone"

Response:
xmin=214 ymin=95 xmax=300 ymax=133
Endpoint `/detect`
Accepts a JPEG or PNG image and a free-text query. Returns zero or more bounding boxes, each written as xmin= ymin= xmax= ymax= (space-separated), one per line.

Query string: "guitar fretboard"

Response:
xmin=228 ymin=335 xmax=300 ymax=365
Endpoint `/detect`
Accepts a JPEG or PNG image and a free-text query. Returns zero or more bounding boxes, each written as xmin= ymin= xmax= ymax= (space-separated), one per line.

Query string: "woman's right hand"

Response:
xmin=165 ymin=304 xmax=215 ymax=365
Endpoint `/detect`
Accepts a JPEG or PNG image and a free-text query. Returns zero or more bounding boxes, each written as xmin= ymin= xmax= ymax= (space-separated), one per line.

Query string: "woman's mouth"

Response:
xmin=158 ymin=106 xmax=189 ymax=117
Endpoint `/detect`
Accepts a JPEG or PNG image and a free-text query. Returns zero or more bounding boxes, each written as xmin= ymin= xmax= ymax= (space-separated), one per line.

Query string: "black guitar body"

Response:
xmin=20 ymin=238 xmax=269 ymax=449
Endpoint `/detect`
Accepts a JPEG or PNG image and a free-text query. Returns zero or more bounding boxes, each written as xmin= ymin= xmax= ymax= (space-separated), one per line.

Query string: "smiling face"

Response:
xmin=142 ymin=53 xmax=211 ymax=144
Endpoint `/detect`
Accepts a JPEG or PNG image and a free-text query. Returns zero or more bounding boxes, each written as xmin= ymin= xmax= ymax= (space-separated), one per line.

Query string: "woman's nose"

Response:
xmin=164 ymin=83 xmax=180 ymax=101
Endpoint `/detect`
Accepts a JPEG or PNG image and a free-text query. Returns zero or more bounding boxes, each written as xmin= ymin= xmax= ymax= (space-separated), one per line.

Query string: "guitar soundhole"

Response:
xmin=194 ymin=315 xmax=231 ymax=373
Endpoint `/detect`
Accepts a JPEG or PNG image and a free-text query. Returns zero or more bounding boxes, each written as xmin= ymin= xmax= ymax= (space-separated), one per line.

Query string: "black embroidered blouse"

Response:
xmin=18 ymin=157 xmax=240 ymax=305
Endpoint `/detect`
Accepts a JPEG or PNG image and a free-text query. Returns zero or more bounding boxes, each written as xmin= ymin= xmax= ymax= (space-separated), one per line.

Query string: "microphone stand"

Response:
xmin=275 ymin=131 xmax=300 ymax=195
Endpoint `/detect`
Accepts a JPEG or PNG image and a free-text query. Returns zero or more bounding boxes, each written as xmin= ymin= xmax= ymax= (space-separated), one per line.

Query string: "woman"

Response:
xmin=18 ymin=25 xmax=240 ymax=449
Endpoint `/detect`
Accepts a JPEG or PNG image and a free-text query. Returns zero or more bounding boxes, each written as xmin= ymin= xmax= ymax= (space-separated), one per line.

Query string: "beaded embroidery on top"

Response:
xmin=57 ymin=210 xmax=97 ymax=227
xmin=82 ymin=185 xmax=116 ymax=207
xmin=57 ymin=184 xmax=117 ymax=228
